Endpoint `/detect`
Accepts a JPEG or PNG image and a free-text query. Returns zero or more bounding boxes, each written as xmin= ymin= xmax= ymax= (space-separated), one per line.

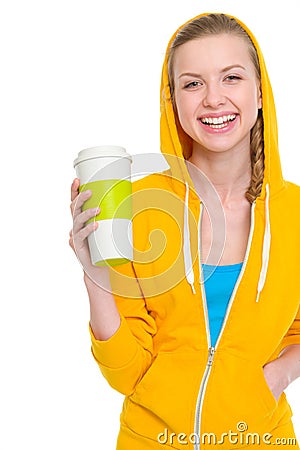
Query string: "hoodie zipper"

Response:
xmin=193 ymin=201 xmax=256 ymax=450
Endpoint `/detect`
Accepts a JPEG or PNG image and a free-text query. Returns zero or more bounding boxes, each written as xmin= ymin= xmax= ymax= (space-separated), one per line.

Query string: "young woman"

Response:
xmin=70 ymin=13 xmax=300 ymax=449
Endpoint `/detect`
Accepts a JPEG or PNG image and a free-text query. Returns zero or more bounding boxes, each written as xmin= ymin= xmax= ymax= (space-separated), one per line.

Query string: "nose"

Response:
xmin=202 ymin=83 xmax=226 ymax=109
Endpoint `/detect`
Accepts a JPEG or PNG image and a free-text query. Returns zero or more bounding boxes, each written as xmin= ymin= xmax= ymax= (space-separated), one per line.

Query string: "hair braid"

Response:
xmin=245 ymin=111 xmax=264 ymax=203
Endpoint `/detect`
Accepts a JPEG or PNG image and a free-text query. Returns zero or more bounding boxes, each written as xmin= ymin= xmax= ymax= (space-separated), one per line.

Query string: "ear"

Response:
xmin=257 ymin=85 xmax=262 ymax=109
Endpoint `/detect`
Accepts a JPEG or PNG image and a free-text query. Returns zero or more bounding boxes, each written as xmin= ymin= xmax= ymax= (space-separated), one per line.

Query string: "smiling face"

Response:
xmin=173 ymin=34 xmax=262 ymax=156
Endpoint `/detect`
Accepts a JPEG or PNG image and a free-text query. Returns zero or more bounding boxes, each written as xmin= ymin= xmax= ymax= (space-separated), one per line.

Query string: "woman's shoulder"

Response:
xmin=284 ymin=179 xmax=300 ymax=190
xmin=282 ymin=179 xmax=300 ymax=200
xmin=132 ymin=170 xmax=174 ymax=193
xmin=273 ymin=179 xmax=300 ymax=213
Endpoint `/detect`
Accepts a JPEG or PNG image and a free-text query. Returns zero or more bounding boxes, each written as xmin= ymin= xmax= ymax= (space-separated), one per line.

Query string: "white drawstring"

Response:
xmin=183 ymin=179 xmax=270 ymax=302
xmin=256 ymin=183 xmax=271 ymax=303
xmin=183 ymin=182 xmax=196 ymax=294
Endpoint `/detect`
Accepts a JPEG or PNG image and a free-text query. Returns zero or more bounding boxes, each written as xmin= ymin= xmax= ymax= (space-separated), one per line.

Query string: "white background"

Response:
xmin=1 ymin=0 xmax=299 ymax=448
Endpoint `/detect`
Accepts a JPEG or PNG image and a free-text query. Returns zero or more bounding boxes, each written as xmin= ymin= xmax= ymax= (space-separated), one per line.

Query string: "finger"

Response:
xmin=70 ymin=189 xmax=92 ymax=217
xmin=73 ymin=207 xmax=100 ymax=234
xmin=71 ymin=178 xmax=80 ymax=202
xmin=69 ymin=235 xmax=75 ymax=251
xmin=69 ymin=227 xmax=75 ymax=250
xmin=73 ymin=221 xmax=98 ymax=249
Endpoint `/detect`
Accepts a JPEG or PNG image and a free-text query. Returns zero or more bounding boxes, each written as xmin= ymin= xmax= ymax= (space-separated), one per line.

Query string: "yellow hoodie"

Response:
xmin=89 ymin=13 xmax=300 ymax=449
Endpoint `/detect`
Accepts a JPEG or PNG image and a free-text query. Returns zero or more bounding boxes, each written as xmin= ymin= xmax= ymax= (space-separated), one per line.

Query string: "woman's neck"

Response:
xmin=188 ymin=143 xmax=251 ymax=205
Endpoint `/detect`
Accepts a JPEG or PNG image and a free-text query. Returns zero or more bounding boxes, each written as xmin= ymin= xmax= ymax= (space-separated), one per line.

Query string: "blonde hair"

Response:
xmin=167 ymin=13 xmax=264 ymax=204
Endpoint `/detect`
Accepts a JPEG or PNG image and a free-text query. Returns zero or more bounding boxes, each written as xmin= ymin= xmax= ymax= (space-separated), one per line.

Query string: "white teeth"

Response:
xmin=200 ymin=114 xmax=236 ymax=125
xmin=210 ymin=124 xmax=226 ymax=129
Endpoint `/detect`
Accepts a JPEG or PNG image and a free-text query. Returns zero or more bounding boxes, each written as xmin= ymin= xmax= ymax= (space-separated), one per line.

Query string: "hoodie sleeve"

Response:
xmin=89 ymin=261 xmax=157 ymax=396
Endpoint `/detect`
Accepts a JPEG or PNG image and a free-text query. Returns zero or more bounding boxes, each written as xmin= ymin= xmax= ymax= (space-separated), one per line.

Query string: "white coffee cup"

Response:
xmin=73 ymin=146 xmax=133 ymax=266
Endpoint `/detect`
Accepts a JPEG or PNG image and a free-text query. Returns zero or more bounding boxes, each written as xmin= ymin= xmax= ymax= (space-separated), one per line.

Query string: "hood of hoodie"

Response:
xmin=160 ymin=12 xmax=285 ymax=201
xmin=159 ymin=12 xmax=286 ymax=300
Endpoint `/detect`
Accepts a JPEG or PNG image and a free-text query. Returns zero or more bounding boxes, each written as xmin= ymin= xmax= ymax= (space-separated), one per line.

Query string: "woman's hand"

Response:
xmin=263 ymin=344 xmax=300 ymax=401
xmin=263 ymin=357 xmax=290 ymax=401
xmin=69 ymin=178 xmax=110 ymax=289
xmin=69 ymin=178 xmax=121 ymax=339
xmin=69 ymin=178 xmax=99 ymax=269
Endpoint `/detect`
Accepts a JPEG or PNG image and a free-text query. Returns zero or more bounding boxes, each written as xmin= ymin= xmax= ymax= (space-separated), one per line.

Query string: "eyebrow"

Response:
xmin=178 ymin=64 xmax=246 ymax=79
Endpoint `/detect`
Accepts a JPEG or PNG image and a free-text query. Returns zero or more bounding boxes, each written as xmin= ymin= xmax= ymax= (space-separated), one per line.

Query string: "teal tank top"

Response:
xmin=202 ymin=262 xmax=243 ymax=347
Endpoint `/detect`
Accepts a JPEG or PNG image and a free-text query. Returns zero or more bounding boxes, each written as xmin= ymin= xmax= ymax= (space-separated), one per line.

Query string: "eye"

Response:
xmin=184 ymin=81 xmax=202 ymax=89
xmin=224 ymin=75 xmax=242 ymax=82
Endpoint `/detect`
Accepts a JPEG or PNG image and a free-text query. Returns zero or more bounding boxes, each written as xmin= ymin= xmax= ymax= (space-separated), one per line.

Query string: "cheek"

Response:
xmin=175 ymin=92 xmax=198 ymax=123
xmin=237 ymin=87 xmax=261 ymax=120
xmin=174 ymin=95 xmax=186 ymax=124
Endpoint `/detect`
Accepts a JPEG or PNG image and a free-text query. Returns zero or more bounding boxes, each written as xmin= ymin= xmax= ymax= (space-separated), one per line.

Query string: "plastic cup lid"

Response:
xmin=73 ymin=145 xmax=131 ymax=167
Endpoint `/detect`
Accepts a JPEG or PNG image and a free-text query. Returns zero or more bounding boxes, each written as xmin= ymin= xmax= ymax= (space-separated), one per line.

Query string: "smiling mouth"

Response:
xmin=199 ymin=114 xmax=237 ymax=129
